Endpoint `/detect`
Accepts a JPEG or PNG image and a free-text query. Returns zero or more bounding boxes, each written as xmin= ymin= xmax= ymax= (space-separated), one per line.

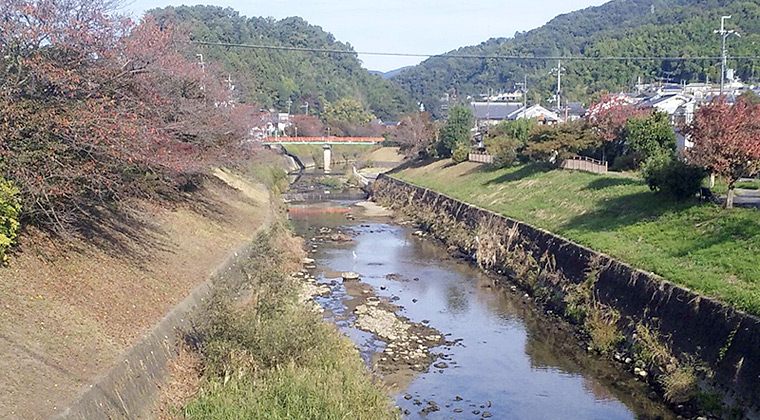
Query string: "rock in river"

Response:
xmin=342 ymin=271 xmax=361 ymax=280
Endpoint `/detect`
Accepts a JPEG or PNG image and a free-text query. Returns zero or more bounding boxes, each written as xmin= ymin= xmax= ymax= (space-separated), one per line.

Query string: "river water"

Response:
xmin=288 ymin=200 xmax=676 ymax=420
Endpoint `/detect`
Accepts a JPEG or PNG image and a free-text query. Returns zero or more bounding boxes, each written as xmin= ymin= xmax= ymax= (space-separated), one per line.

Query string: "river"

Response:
xmin=288 ymin=199 xmax=676 ymax=420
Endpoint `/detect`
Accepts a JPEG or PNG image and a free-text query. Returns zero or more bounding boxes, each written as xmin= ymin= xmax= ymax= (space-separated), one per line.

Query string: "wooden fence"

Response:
xmin=468 ymin=153 xmax=494 ymax=164
xmin=560 ymin=156 xmax=608 ymax=174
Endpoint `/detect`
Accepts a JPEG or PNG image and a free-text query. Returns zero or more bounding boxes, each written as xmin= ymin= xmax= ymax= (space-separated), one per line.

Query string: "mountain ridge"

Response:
xmin=391 ymin=0 xmax=760 ymax=117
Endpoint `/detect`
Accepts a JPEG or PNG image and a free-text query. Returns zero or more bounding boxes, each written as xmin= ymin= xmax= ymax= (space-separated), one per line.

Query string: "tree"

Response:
xmin=436 ymin=105 xmax=473 ymax=158
xmin=0 ymin=1 xmax=261 ymax=232
xmin=394 ymin=112 xmax=436 ymax=158
xmin=323 ymin=98 xmax=376 ymax=125
xmin=623 ymin=111 xmax=677 ymax=166
xmin=586 ymin=94 xmax=650 ymax=161
xmin=738 ymin=90 xmax=760 ymax=106
xmin=523 ymin=121 xmax=600 ymax=164
xmin=687 ymin=97 xmax=760 ymax=208
xmin=290 ymin=114 xmax=325 ymax=137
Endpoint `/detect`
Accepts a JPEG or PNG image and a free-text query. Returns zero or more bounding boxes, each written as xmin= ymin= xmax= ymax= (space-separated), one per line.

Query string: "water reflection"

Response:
xmin=289 ymin=202 xmax=675 ymax=420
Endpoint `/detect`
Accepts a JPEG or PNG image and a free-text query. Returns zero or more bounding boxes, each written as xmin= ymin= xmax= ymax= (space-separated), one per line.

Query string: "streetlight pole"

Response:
xmin=714 ymin=15 xmax=740 ymax=96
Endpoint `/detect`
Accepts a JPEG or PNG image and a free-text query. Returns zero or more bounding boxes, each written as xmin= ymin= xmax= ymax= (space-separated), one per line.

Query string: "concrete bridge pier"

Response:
xmin=323 ymin=144 xmax=332 ymax=173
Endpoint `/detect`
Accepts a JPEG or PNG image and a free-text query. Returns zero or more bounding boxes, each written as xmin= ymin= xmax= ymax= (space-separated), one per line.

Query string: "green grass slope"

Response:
xmin=396 ymin=160 xmax=760 ymax=316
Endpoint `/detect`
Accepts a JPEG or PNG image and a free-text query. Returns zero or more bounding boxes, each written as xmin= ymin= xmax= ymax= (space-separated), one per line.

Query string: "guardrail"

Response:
xmin=468 ymin=153 xmax=494 ymax=164
xmin=560 ymin=156 xmax=608 ymax=174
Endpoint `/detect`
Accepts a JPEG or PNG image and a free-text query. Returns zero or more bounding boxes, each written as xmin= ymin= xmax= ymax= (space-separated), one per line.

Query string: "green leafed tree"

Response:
xmin=436 ymin=105 xmax=473 ymax=158
xmin=323 ymin=98 xmax=376 ymax=125
xmin=623 ymin=111 xmax=677 ymax=167
xmin=524 ymin=121 xmax=601 ymax=164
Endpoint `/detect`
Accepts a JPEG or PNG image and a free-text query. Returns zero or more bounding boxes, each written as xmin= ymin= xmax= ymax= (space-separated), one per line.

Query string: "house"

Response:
xmin=507 ymin=104 xmax=560 ymax=124
xmin=470 ymin=102 xmax=524 ymax=124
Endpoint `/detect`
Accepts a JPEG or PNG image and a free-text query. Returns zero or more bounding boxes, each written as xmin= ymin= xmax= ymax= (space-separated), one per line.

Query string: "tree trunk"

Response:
xmin=726 ymin=186 xmax=735 ymax=209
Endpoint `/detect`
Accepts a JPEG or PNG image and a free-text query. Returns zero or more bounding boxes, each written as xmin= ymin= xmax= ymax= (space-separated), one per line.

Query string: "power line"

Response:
xmin=193 ymin=40 xmax=760 ymax=62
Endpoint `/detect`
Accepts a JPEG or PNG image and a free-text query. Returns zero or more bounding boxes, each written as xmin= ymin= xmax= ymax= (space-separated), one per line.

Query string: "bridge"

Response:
xmin=262 ymin=136 xmax=384 ymax=145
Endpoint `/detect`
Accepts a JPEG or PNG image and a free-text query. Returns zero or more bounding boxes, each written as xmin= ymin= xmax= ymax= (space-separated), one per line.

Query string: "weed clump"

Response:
xmin=181 ymin=226 xmax=398 ymax=419
xmin=661 ymin=365 xmax=698 ymax=404
xmin=586 ymin=302 xmax=623 ymax=353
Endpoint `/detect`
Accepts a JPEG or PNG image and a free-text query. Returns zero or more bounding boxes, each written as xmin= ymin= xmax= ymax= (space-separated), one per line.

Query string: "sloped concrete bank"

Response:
xmin=373 ymin=174 xmax=760 ymax=417
xmin=55 ymin=238 xmax=260 ymax=420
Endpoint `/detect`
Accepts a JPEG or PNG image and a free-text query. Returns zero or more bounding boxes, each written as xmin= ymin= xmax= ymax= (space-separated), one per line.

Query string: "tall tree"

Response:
xmin=289 ymin=114 xmax=325 ymax=137
xmin=687 ymin=98 xmax=760 ymax=208
xmin=323 ymin=98 xmax=376 ymax=125
xmin=586 ymin=94 xmax=649 ymax=162
xmin=623 ymin=111 xmax=677 ymax=165
xmin=524 ymin=121 xmax=600 ymax=164
xmin=394 ymin=112 xmax=436 ymax=158
xmin=436 ymin=105 xmax=473 ymax=158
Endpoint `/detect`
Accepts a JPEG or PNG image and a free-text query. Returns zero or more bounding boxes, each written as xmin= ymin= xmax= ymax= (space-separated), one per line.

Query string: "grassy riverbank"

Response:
xmin=396 ymin=160 xmax=760 ymax=316
xmin=171 ymin=224 xmax=398 ymax=420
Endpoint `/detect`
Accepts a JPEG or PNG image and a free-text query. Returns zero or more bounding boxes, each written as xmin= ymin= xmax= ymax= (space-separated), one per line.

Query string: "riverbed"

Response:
xmin=288 ymin=200 xmax=676 ymax=420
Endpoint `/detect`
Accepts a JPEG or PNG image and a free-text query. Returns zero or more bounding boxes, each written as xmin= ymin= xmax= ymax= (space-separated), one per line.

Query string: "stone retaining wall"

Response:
xmin=373 ymin=174 xmax=760 ymax=413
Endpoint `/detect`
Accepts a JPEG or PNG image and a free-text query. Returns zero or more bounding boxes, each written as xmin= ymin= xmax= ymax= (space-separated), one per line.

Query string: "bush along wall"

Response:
xmin=372 ymin=174 xmax=760 ymax=420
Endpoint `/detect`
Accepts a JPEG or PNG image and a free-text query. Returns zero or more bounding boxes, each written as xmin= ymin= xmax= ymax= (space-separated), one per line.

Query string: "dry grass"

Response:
xmin=661 ymin=365 xmax=698 ymax=404
xmin=586 ymin=302 xmax=623 ymax=353
xmin=153 ymin=344 xmax=204 ymax=420
xmin=0 ymin=168 xmax=272 ymax=419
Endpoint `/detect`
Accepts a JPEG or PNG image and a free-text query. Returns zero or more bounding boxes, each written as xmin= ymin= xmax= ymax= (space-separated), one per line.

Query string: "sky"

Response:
xmin=125 ymin=0 xmax=608 ymax=72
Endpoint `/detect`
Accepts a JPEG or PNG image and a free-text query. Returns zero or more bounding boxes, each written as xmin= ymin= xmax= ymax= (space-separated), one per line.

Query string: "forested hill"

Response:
xmin=150 ymin=6 xmax=415 ymax=121
xmin=391 ymin=0 xmax=760 ymax=117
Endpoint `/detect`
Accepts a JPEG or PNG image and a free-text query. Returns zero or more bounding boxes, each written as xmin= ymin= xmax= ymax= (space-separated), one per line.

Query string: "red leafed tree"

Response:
xmin=687 ymin=97 xmax=760 ymax=208
xmin=0 ymin=0 xmax=261 ymax=232
xmin=289 ymin=114 xmax=325 ymax=137
xmin=394 ymin=112 xmax=436 ymax=158
xmin=586 ymin=94 xmax=650 ymax=161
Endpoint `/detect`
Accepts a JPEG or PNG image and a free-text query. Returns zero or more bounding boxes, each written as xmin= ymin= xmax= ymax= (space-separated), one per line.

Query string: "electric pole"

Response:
xmin=551 ymin=60 xmax=565 ymax=110
xmin=516 ymin=75 xmax=528 ymax=119
xmin=714 ymin=15 xmax=740 ymax=96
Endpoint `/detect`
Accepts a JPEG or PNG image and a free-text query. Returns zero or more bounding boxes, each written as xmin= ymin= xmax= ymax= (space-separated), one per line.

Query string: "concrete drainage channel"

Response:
xmin=55 ymin=240 xmax=259 ymax=419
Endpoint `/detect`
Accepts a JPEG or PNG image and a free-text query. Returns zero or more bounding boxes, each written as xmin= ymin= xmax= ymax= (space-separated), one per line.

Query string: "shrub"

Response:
xmin=452 ymin=144 xmax=470 ymax=163
xmin=0 ymin=178 xmax=21 ymax=263
xmin=610 ymin=154 xmax=638 ymax=172
xmin=642 ymin=154 xmax=705 ymax=200
xmin=485 ymin=135 xmax=520 ymax=168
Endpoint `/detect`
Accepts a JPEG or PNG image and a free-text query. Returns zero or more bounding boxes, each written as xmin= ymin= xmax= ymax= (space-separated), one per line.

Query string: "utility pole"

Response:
xmin=714 ymin=15 xmax=740 ymax=96
xmin=286 ymin=99 xmax=293 ymax=115
xmin=551 ymin=60 xmax=565 ymax=110
xmin=516 ymin=75 xmax=528 ymax=119
xmin=301 ymin=101 xmax=309 ymax=115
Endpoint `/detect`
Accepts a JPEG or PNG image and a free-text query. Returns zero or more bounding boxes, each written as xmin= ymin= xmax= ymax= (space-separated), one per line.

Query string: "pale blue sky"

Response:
xmin=125 ymin=0 xmax=607 ymax=72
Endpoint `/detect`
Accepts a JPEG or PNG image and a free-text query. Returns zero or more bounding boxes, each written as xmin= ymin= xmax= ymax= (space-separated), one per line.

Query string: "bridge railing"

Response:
xmin=263 ymin=136 xmax=384 ymax=144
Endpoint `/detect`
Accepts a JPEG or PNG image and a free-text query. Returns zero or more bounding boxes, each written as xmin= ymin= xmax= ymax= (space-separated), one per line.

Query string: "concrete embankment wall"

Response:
xmin=373 ymin=174 xmax=760 ymax=411
xmin=56 ymin=239 xmax=257 ymax=420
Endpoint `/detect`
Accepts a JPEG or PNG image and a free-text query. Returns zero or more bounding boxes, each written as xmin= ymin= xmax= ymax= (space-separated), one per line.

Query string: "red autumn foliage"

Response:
xmin=0 ymin=0 xmax=262 ymax=232
xmin=289 ymin=114 xmax=325 ymax=137
xmin=686 ymin=97 xmax=760 ymax=207
xmin=393 ymin=112 xmax=436 ymax=158
xmin=586 ymin=94 xmax=650 ymax=143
